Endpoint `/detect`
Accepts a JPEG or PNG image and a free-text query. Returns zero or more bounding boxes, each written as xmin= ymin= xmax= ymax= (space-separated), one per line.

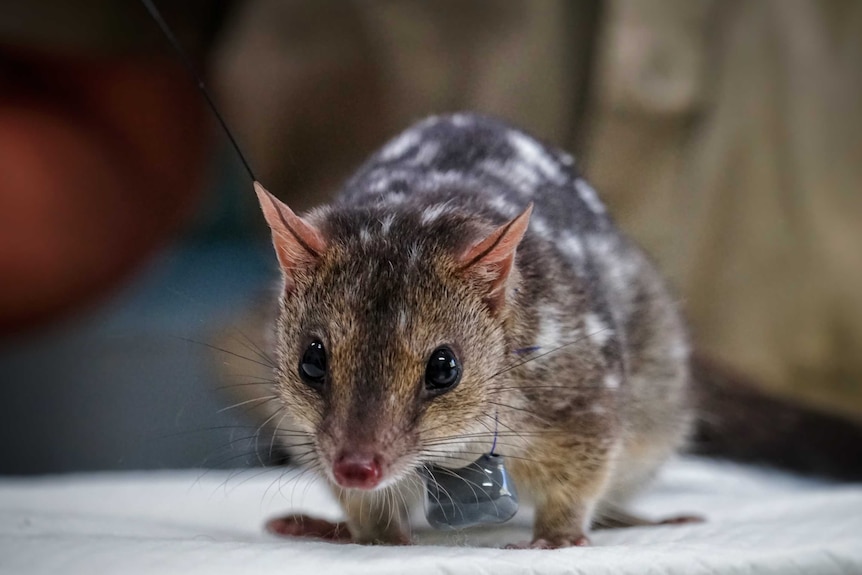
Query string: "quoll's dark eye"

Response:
xmin=299 ymin=340 xmax=327 ymax=389
xmin=425 ymin=347 xmax=461 ymax=393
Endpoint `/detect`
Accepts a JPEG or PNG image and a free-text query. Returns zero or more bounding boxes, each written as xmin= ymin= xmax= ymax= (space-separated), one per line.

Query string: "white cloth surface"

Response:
xmin=1 ymin=457 xmax=860 ymax=575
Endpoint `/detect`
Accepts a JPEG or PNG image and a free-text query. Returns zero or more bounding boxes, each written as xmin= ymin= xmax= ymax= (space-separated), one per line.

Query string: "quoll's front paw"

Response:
xmin=266 ymin=514 xmax=352 ymax=542
xmin=505 ymin=534 xmax=591 ymax=550
xmin=266 ymin=514 xmax=412 ymax=546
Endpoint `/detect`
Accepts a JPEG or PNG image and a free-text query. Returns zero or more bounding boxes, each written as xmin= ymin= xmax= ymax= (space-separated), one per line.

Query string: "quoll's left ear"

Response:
xmin=458 ymin=204 xmax=532 ymax=313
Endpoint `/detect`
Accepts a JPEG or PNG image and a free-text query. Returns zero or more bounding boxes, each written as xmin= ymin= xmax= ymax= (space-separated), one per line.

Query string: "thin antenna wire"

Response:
xmin=490 ymin=411 xmax=499 ymax=455
xmin=140 ymin=0 xmax=257 ymax=183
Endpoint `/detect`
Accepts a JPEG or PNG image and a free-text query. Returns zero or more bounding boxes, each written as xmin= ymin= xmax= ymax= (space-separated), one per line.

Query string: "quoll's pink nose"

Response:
xmin=332 ymin=452 xmax=383 ymax=489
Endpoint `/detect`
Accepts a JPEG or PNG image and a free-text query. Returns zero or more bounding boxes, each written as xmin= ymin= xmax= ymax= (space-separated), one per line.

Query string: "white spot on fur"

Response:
xmin=489 ymin=195 xmax=519 ymax=217
xmin=385 ymin=192 xmax=406 ymax=204
xmin=668 ymin=339 xmax=689 ymax=362
xmin=304 ymin=205 xmax=330 ymax=224
xmin=604 ymin=373 xmax=621 ymax=389
xmin=583 ymin=313 xmax=612 ymax=346
xmin=398 ymin=309 xmax=408 ymax=331
xmin=359 ymin=227 xmax=372 ymax=245
xmin=421 ymin=203 xmax=452 ymax=225
xmin=535 ymin=310 xmax=562 ymax=351
xmin=380 ymin=214 xmax=396 ymax=235
xmin=510 ymin=161 xmax=543 ymax=191
xmin=482 ymin=158 xmax=542 ymax=190
xmin=560 ymin=231 xmax=585 ymax=260
xmin=575 ymin=178 xmax=605 ymax=213
xmin=408 ymin=244 xmax=422 ymax=266
xmin=530 ymin=217 xmax=553 ymax=239
xmin=479 ymin=159 xmax=508 ymax=181
xmin=369 ymin=178 xmax=389 ymax=193
xmin=507 ymin=132 xmax=566 ymax=185
xmin=417 ymin=116 xmax=443 ymax=129
xmin=380 ymin=130 xmax=420 ymax=161
xmin=586 ymin=234 xmax=614 ymax=257
xmin=587 ymin=234 xmax=642 ymax=295
xmin=551 ymin=396 xmax=574 ymax=410
xmin=412 ymin=141 xmax=440 ymax=165
xmin=450 ymin=114 xmax=473 ymax=127
xmin=418 ymin=170 xmax=468 ymax=192
xmin=559 ymin=152 xmax=575 ymax=166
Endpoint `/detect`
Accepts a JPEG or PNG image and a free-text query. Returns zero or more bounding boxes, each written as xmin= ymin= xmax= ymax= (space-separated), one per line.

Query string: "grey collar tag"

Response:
xmin=423 ymin=453 xmax=519 ymax=530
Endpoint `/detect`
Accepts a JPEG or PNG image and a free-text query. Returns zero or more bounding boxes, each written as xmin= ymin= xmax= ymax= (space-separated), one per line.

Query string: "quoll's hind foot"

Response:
xmin=533 ymin=535 xmax=591 ymax=549
xmin=502 ymin=512 xmax=703 ymax=549
xmin=593 ymin=507 xmax=704 ymax=530
xmin=266 ymin=514 xmax=352 ymax=542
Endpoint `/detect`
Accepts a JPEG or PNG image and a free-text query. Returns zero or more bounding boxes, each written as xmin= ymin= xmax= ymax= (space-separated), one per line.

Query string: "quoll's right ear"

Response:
xmin=458 ymin=204 xmax=532 ymax=314
xmin=254 ymin=182 xmax=327 ymax=292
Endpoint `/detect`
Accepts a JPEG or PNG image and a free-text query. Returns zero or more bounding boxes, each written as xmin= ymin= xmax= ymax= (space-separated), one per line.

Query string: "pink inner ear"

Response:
xmin=254 ymin=181 xmax=327 ymax=284
xmin=460 ymin=204 xmax=532 ymax=268
xmin=459 ymin=204 xmax=532 ymax=311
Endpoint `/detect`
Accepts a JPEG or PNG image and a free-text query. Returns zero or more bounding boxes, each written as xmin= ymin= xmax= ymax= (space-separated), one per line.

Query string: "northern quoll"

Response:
xmin=252 ymin=113 xmax=696 ymax=548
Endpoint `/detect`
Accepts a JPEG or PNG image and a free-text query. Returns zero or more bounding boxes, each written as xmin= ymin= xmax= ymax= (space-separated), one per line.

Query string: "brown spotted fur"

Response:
xmin=256 ymin=114 xmax=693 ymax=546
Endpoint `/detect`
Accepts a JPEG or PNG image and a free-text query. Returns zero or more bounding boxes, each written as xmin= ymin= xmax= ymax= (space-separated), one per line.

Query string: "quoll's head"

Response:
xmin=255 ymin=183 xmax=531 ymax=490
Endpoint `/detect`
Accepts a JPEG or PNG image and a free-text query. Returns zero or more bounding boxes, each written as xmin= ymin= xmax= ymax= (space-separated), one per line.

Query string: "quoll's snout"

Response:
xmin=332 ymin=451 xmax=383 ymax=489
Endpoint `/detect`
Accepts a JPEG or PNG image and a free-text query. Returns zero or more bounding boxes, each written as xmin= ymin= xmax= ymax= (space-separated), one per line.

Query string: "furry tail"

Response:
xmin=690 ymin=354 xmax=862 ymax=481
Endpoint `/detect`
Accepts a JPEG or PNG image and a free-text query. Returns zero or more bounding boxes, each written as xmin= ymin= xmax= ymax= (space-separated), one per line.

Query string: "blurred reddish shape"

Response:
xmin=0 ymin=47 xmax=209 ymax=334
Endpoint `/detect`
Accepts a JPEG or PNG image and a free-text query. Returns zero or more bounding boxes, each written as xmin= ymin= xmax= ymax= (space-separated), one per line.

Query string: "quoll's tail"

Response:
xmin=690 ymin=354 xmax=862 ymax=481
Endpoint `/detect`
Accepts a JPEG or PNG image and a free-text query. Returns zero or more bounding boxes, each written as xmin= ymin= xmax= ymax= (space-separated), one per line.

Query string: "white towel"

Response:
xmin=1 ymin=457 xmax=860 ymax=574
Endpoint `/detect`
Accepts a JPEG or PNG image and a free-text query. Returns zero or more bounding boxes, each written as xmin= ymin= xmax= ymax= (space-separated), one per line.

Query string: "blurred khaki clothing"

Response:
xmin=586 ymin=0 xmax=862 ymax=413
xmin=214 ymin=0 xmax=862 ymax=413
